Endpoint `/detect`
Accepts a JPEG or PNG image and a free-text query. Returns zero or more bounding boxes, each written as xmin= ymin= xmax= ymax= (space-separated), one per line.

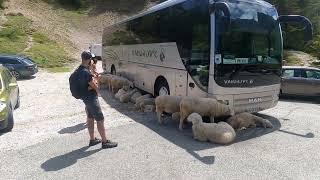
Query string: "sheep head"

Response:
xmin=187 ymin=113 xmax=203 ymax=125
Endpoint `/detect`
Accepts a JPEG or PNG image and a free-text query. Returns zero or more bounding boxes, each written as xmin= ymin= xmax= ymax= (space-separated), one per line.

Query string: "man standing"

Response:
xmin=78 ymin=51 xmax=117 ymax=149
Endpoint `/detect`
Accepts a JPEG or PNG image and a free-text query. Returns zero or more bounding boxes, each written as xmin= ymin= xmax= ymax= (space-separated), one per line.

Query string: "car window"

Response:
xmin=0 ymin=58 xmax=9 ymax=64
xmin=283 ymin=69 xmax=294 ymax=78
xmin=7 ymin=58 xmax=21 ymax=64
xmin=306 ymin=70 xmax=320 ymax=79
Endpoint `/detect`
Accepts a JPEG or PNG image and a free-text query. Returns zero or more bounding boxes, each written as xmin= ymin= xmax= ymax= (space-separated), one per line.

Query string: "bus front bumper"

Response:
xmin=212 ymin=90 xmax=279 ymax=114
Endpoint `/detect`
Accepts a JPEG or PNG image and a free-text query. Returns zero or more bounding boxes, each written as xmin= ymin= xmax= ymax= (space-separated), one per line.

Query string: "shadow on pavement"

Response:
xmin=99 ymin=90 xmax=283 ymax=165
xmin=41 ymin=146 xmax=101 ymax=172
xmin=17 ymin=76 xmax=36 ymax=81
xmin=280 ymin=95 xmax=319 ymax=104
xmin=58 ymin=123 xmax=87 ymax=134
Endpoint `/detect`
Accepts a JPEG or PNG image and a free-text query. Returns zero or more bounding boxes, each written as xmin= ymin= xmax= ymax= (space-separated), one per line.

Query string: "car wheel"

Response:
xmin=3 ymin=107 xmax=14 ymax=132
xmin=15 ymin=96 xmax=20 ymax=109
xmin=11 ymin=70 xmax=20 ymax=79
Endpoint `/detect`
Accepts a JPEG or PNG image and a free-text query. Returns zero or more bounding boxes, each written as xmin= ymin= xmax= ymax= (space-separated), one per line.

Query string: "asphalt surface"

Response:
xmin=0 ymin=69 xmax=319 ymax=179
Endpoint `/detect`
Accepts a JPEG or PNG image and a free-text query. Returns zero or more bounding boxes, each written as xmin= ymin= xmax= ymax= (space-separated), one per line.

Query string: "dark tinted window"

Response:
xmin=0 ymin=57 xmax=21 ymax=64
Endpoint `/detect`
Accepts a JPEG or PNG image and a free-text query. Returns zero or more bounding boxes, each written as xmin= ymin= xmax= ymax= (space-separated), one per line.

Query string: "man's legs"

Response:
xmin=87 ymin=117 xmax=95 ymax=140
xmin=85 ymin=106 xmax=101 ymax=147
xmin=96 ymin=121 xmax=107 ymax=143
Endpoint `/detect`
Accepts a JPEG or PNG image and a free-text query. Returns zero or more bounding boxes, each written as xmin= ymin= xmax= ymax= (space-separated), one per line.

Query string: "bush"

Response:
xmin=0 ymin=0 xmax=4 ymax=9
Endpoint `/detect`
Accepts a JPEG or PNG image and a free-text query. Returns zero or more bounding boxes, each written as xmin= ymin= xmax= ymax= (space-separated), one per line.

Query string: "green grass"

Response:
xmin=283 ymin=51 xmax=303 ymax=66
xmin=47 ymin=67 xmax=71 ymax=73
xmin=25 ymin=33 xmax=73 ymax=68
xmin=0 ymin=14 xmax=74 ymax=70
xmin=0 ymin=15 xmax=31 ymax=54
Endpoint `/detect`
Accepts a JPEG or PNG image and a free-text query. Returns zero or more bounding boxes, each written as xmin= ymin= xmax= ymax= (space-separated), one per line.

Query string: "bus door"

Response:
xmin=186 ymin=20 xmax=210 ymax=96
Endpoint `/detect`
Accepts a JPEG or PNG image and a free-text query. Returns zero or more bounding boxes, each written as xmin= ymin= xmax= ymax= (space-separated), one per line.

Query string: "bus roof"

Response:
xmin=111 ymin=0 xmax=188 ymax=27
xmin=107 ymin=0 xmax=274 ymax=28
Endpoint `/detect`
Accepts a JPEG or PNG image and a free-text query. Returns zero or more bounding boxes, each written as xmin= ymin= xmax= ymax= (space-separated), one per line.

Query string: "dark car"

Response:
xmin=281 ymin=66 xmax=320 ymax=97
xmin=0 ymin=55 xmax=38 ymax=79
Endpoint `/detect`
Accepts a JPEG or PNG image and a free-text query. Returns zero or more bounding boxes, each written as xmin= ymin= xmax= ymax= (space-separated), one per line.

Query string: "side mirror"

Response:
xmin=278 ymin=15 xmax=313 ymax=41
xmin=210 ymin=2 xmax=231 ymax=31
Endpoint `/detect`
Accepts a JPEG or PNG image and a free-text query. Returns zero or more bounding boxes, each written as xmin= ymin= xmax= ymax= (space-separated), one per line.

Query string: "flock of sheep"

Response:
xmin=99 ymin=74 xmax=274 ymax=145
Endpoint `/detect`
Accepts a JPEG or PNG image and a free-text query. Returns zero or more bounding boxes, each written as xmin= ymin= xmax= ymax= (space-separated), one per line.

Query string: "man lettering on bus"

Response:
xmin=79 ymin=51 xmax=118 ymax=149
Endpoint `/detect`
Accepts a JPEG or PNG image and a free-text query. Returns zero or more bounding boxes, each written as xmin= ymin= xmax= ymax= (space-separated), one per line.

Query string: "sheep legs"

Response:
xmin=157 ymin=111 xmax=163 ymax=124
xmin=210 ymin=116 xmax=215 ymax=123
xmin=179 ymin=112 xmax=189 ymax=131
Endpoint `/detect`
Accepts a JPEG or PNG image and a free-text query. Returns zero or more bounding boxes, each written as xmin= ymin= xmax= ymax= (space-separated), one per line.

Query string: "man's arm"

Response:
xmin=89 ymin=79 xmax=99 ymax=92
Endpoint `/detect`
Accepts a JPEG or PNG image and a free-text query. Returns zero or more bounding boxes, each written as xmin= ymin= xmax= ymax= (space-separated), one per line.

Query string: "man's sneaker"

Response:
xmin=102 ymin=140 xmax=118 ymax=149
xmin=89 ymin=138 xmax=101 ymax=147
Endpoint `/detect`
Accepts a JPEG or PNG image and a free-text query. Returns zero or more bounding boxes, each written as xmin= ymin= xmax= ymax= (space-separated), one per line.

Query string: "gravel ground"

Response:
xmin=0 ymin=62 xmax=136 ymax=152
xmin=0 ymin=63 xmax=320 ymax=179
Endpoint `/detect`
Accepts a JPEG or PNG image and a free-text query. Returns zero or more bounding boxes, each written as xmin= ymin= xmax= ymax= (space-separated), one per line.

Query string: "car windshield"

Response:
xmin=18 ymin=57 xmax=34 ymax=65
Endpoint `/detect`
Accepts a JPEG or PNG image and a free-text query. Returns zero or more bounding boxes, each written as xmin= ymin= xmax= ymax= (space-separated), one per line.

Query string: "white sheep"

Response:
xmin=135 ymin=94 xmax=152 ymax=109
xmin=110 ymin=76 xmax=133 ymax=93
xmin=179 ymin=97 xmax=234 ymax=130
xmin=226 ymin=112 xmax=273 ymax=131
xmin=119 ymin=88 xmax=138 ymax=103
xmin=143 ymin=105 xmax=156 ymax=112
xmin=136 ymin=98 xmax=155 ymax=112
xmin=99 ymin=74 xmax=114 ymax=90
xmin=187 ymin=113 xmax=236 ymax=145
xmin=155 ymin=95 xmax=182 ymax=124
xmin=115 ymin=85 xmax=130 ymax=100
xmin=130 ymin=91 xmax=142 ymax=104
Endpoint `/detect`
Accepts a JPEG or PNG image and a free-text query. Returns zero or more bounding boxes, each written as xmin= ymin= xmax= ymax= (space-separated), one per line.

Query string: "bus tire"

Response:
xmin=111 ymin=65 xmax=116 ymax=75
xmin=155 ymin=78 xmax=170 ymax=97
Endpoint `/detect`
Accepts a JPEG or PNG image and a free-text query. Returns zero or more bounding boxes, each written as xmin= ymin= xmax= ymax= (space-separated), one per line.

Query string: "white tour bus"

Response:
xmin=102 ymin=0 xmax=312 ymax=113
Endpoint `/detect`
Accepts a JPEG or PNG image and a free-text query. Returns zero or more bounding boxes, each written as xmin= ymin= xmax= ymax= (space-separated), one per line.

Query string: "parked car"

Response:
xmin=281 ymin=66 xmax=320 ymax=97
xmin=0 ymin=55 xmax=38 ymax=79
xmin=0 ymin=65 xmax=20 ymax=132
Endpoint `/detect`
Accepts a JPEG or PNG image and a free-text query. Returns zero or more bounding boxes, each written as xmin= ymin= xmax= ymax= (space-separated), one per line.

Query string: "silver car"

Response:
xmin=281 ymin=66 xmax=320 ymax=96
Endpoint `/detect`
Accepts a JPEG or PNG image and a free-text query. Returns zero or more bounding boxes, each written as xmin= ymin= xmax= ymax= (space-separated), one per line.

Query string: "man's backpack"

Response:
xmin=69 ymin=67 xmax=84 ymax=99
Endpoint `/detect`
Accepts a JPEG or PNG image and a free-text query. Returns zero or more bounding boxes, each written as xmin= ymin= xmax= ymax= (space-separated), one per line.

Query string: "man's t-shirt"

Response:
xmin=78 ymin=65 xmax=97 ymax=99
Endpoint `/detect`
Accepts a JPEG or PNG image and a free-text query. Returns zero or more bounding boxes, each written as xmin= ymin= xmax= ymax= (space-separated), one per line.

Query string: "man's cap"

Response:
xmin=81 ymin=51 xmax=93 ymax=61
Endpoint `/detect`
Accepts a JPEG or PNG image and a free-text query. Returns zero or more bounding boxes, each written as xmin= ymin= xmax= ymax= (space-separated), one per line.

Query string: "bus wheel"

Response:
xmin=111 ymin=66 xmax=116 ymax=75
xmin=155 ymin=79 xmax=170 ymax=96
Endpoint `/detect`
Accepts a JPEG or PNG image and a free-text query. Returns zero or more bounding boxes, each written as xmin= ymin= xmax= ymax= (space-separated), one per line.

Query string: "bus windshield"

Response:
xmin=215 ymin=1 xmax=282 ymax=88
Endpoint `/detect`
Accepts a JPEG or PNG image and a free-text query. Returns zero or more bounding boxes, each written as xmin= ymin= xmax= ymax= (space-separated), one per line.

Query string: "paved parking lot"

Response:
xmin=0 ymin=69 xmax=319 ymax=179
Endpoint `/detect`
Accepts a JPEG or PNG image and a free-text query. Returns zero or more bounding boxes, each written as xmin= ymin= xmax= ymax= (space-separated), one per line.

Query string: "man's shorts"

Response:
xmin=83 ymin=97 xmax=104 ymax=121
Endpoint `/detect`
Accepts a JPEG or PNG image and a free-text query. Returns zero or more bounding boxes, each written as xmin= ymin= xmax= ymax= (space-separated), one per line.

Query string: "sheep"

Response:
xmin=110 ymin=76 xmax=133 ymax=93
xmin=119 ymin=88 xmax=138 ymax=103
xmin=130 ymin=91 xmax=143 ymax=104
xmin=155 ymin=95 xmax=182 ymax=124
xmin=171 ymin=112 xmax=180 ymax=121
xmin=135 ymin=94 xmax=152 ymax=109
xmin=187 ymin=113 xmax=236 ymax=145
xmin=143 ymin=105 xmax=156 ymax=112
xmin=179 ymin=97 xmax=234 ymax=130
xmin=98 ymin=74 xmax=113 ymax=90
xmin=115 ymin=85 xmax=130 ymax=100
xmin=136 ymin=98 xmax=155 ymax=112
xmin=226 ymin=112 xmax=273 ymax=131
